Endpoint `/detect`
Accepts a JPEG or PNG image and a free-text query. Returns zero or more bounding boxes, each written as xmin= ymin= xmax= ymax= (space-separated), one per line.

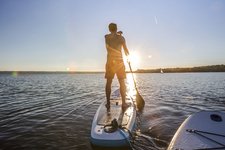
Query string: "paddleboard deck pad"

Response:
xmin=168 ymin=111 xmax=225 ymax=150
xmin=97 ymin=99 xmax=130 ymax=126
xmin=90 ymin=89 xmax=136 ymax=147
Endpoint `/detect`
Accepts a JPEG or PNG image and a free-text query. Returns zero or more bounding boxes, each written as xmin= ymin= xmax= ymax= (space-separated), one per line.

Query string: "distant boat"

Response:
xmin=160 ymin=68 xmax=164 ymax=74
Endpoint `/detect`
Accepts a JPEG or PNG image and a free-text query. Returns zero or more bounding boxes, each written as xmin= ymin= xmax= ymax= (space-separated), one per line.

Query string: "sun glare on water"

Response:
xmin=126 ymin=73 xmax=137 ymax=97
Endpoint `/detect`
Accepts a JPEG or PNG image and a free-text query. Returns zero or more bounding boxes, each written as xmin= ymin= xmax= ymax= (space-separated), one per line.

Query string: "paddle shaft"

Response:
xmin=127 ymin=60 xmax=145 ymax=111
xmin=128 ymin=62 xmax=138 ymax=91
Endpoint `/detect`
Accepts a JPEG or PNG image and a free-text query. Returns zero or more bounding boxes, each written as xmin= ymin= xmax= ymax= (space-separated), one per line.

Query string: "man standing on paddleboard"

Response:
xmin=105 ymin=23 xmax=130 ymax=111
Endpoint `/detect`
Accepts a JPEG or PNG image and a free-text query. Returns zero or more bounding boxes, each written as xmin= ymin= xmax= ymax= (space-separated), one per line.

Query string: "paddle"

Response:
xmin=127 ymin=61 xmax=145 ymax=111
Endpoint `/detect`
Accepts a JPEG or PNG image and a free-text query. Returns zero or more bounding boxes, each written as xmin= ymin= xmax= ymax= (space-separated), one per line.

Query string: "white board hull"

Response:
xmin=168 ymin=111 xmax=225 ymax=150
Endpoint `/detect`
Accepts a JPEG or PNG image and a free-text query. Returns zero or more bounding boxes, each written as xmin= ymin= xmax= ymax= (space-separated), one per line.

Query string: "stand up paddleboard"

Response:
xmin=90 ymin=88 xmax=136 ymax=147
xmin=168 ymin=111 xmax=225 ymax=150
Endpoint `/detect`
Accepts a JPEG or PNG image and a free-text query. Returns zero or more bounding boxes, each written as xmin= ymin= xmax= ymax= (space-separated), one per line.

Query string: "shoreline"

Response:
xmin=0 ymin=64 xmax=225 ymax=74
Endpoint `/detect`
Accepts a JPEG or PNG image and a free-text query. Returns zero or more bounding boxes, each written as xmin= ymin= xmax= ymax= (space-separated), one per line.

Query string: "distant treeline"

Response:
xmin=136 ymin=65 xmax=225 ymax=73
xmin=1 ymin=65 xmax=225 ymax=74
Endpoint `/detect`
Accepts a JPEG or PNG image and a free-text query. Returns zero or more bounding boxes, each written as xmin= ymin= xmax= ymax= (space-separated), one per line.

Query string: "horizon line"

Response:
xmin=0 ymin=64 xmax=224 ymax=73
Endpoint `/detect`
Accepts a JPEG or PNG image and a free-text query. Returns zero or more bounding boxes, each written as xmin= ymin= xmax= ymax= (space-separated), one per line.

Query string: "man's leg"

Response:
xmin=119 ymin=79 xmax=126 ymax=106
xmin=105 ymin=78 xmax=112 ymax=109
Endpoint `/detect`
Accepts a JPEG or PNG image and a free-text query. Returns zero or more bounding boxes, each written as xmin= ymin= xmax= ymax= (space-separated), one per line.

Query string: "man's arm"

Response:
xmin=105 ymin=35 xmax=109 ymax=52
xmin=122 ymin=38 xmax=129 ymax=56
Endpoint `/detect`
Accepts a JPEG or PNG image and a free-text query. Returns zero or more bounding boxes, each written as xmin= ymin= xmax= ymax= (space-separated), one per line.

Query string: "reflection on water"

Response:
xmin=126 ymin=74 xmax=136 ymax=98
xmin=0 ymin=73 xmax=225 ymax=150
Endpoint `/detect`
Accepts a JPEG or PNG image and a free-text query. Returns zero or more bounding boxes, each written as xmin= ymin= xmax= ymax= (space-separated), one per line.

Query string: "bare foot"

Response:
xmin=105 ymin=103 xmax=110 ymax=112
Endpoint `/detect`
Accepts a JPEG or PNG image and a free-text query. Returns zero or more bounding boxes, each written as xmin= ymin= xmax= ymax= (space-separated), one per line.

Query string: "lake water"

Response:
xmin=0 ymin=72 xmax=224 ymax=150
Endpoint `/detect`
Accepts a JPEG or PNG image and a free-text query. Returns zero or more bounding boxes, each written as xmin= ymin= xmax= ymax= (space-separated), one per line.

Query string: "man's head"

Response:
xmin=108 ymin=23 xmax=117 ymax=33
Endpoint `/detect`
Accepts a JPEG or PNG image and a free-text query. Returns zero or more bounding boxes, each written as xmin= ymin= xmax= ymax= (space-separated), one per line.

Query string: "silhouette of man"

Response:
xmin=105 ymin=23 xmax=130 ymax=111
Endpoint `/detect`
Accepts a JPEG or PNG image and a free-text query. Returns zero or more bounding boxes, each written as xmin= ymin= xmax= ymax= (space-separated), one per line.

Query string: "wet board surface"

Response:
xmin=98 ymin=99 xmax=123 ymax=126
xmin=97 ymin=99 xmax=131 ymax=126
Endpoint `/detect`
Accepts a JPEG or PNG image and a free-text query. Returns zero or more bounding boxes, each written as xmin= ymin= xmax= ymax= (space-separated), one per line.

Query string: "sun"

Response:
xmin=66 ymin=67 xmax=70 ymax=71
xmin=125 ymin=51 xmax=140 ymax=70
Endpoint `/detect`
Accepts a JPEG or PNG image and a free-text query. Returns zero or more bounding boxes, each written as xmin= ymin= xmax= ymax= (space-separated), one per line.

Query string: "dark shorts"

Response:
xmin=105 ymin=60 xmax=126 ymax=79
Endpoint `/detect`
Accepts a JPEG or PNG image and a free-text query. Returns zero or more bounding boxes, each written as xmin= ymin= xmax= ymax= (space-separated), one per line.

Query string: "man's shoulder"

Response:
xmin=120 ymin=35 xmax=125 ymax=42
xmin=120 ymin=35 xmax=125 ymax=40
xmin=105 ymin=34 xmax=125 ymax=41
xmin=105 ymin=34 xmax=110 ymax=38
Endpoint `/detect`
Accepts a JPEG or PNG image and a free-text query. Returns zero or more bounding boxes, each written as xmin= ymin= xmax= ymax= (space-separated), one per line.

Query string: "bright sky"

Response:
xmin=0 ymin=0 xmax=225 ymax=71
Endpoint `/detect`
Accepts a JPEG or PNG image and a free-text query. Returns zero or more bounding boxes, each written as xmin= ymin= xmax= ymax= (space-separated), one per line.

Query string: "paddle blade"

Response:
xmin=136 ymin=90 xmax=145 ymax=111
